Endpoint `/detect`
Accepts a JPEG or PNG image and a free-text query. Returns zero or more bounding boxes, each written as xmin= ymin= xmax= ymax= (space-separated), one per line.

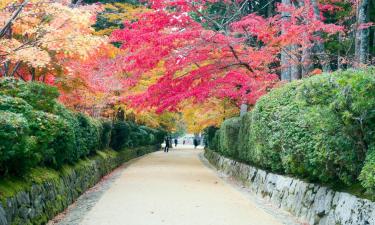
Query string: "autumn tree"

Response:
xmin=0 ymin=0 xmax=105 ymax=84
xmin=110 ymin=0 xmax=341 ymax=114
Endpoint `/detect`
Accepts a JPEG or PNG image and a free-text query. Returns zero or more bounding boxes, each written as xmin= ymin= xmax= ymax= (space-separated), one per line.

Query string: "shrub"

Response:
xmin=0 ymin=95 xmax=33 ymax=115
xmin=17 ymin=82 xmax=59 ymax=113
xmin=154 ymin=128 xmax=167 ymax=145
xmin=0 ymin=78 xmax=166 ymax=176
xmin=237 ymin=112 xmax=252 ymax=163
xmin=0 ymin=111 xmax=37 ymax=175
xmin=100 ymin=120 xmax=112 ymax=149
xmin=53 ymin=103 xmax=82 ymax=161
xmin=139 ymin=126 xmax=158 ymax=145
xmin=249 ymin=82 xmax=300 ymax=172
xmin=203 ymin=126 xmax=219 ymax=149
xmin=217 ymin=117 xmax=241 ymax=158
xmin=0 ymin=78 xmax=59 ymax=113
xmin=110 ymin=121 xmax=130 ymax=150
xmin=359 ymin=147 xmax=375 ymax=196
xmin=28 ymin=111 xmax=76 ymax=168
xmin=0 ymin=77 xmax=26 ymax=97
xmin=208 ymin=68 xmax=375 ymax=191
xmin=76 ymin=113 xmax=101 ymax=156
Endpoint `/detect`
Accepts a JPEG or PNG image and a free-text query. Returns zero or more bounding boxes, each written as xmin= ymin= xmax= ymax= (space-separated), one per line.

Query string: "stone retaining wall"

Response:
xmin=205 ymin=149 xmax=375 ymax=225
xmin=0 ymin=146 xmax=158 ymax=225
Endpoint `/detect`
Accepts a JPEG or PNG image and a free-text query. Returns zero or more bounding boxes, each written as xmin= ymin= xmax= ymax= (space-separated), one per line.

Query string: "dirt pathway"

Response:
xmin=50 ymin=148 xmax=300 ymax=225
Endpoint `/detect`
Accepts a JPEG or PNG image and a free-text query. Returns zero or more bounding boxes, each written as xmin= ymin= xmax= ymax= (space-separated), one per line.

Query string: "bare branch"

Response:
xmin=0 ymin=0 xmax=29 ymax=38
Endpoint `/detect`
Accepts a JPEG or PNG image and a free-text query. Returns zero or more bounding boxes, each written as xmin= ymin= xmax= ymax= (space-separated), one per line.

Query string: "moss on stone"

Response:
xmin=0 ymin=146 xmax=157 ymax=225
xmin=0 ymin=178 xmax=29 ymax=204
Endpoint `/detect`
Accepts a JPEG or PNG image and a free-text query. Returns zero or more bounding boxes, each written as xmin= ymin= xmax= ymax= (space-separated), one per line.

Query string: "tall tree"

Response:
xmin=355 ymin=0 xmax=370 ymax=66
xmin=109 ymin=0 xmax=341 ymax=112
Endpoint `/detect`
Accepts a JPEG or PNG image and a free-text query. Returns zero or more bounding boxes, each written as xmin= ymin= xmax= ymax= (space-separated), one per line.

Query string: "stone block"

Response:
xmin=204 ymin=149 xmax=375 ymax=225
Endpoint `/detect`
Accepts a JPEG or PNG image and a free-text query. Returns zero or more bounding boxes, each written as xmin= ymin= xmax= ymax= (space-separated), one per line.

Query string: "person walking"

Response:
xmin=164 ymin=137 xmax=170 ymax=153
xmin=193 ymin=138 xmax=198 ymax=149
xmin=174 ymin=139 xmax=178 ymax=147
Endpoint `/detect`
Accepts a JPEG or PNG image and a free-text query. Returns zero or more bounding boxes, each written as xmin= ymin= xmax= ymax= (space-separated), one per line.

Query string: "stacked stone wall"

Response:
xmin=0 ymin=146 xmax=157 ymax=225
xmin=205 ymin=149 xmax=375 ymax=225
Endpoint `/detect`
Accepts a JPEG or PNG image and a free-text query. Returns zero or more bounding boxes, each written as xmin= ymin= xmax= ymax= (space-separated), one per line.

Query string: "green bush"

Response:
xmin=0 ymin=78 xmax=165 ymax=176
xmin=0 ymin=77 xmax=26 ymax=97
xmin=217 ymin=117 xmax=241 ymax=158
xmin=208 ymin=68 xmax=375 ymax=192
xmin=0 ymin=78 xmax=59 ymax=113
xmin=110 ymin=121 xmax=130 ymax=150
xmin=359 ymin=147 xmax=375 ymax=196
xmin=154 ymin=128 xmax=167 ymax=145
xmin=17 ymin=82 xmax=59 ymax=113
xmin=0 ymin=111 xmax=36 ymax=175
xmin=100 ymin=120 xmax=112 ymax=149
xmin=237 ymin=112 xmax=252 ymax=163
xmin=0 ymin=95 xmax=33 ymax=115
xmin=28 ymin=111 xmax=77 ymax=168
xmin=203 ymin=126 xmax=219 ymax=150
xmin=76 ymin=113 xmax=102 ymax=156
xmin=139 ymin=126 xmax=157 ymax=145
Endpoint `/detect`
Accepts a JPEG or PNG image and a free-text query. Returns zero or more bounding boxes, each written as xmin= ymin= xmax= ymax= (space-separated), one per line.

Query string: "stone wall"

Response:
xmin=0 ymin=146 xmax=158 ymax=225
xmin=205 ymin=149 xmax=375 ymax=225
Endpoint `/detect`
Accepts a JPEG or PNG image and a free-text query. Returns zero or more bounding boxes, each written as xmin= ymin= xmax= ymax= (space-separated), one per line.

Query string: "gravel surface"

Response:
xmin=49 ymin=148 xmax=301 ymax=225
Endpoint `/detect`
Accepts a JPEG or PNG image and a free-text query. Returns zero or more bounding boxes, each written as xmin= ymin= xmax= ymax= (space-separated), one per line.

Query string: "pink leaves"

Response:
xmin=106 ymin=0 xmax=345 ymax=112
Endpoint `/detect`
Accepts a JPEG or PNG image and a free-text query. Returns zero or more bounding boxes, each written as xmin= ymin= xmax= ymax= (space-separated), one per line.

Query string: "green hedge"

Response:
xmin=0 ymin=78 xmax=165 ymax=176
xmin=217 ymin=117 xmax=241 ymax=158
xmin=206 ymin=68 xmax=375 ymax=195
xmin=109 ymin=121 xmax=166 ymax=150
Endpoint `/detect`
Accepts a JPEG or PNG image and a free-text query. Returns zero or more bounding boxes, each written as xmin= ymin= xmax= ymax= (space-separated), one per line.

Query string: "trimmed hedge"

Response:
xmin=206 ymin=68 xmax=375 ymax=195
xmin=0 ymin=78 xmax=165 ymax=176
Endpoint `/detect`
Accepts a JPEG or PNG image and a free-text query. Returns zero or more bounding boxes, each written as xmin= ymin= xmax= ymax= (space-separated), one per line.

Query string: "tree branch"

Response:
xmin=0 ymin=0 xmax=29 ymax=38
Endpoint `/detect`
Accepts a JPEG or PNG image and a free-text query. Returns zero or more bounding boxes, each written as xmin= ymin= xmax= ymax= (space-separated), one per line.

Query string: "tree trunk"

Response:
xmin=310 ymin=0 xmax=332 ymax=72
xmin=301 ymin=47 xmax=313 ymax=77
xmin=290 ymin=45 xmax=301 ymax=80
xmin=281 ymin=50 xmax=291 ymax=81
xmin=355 ymin=0 xmax=370 ymax=67
xmin=0 ymin=0 xmax=29 ymax=38
xmin=337 ymin=33 xmax=342 ymax=69
xmin=280 ymin=0 xmax=292 ymax=81
xmin=240 ymin=103 xmax=248 ymax=116
xmin=280 ymin=0 xmax=301 ymax=81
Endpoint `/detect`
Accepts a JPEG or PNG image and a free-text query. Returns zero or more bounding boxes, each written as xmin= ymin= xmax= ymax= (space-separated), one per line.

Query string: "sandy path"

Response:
xmin=78 ymin=148 xmax=285 ymax=225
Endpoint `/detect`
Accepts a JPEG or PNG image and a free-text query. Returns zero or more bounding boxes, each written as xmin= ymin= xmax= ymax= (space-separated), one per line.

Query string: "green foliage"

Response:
xmin=0 ymin=95 xmax=33 ymax=115
xmin=0 ymin=78 xmax=59 ymax=113
xmin=100 ymin=120 xmax=113 ymax=149
xmin=217 ymin=117 xmax=241 ymax=158
xmin=0 ymin=111 xmax=36 ymax=175
xmin=0 ymin=78 xmax=165 ymax=176
xmin=16 ymin=82 xmax=59 ymax=113
xmin=208 ymin=68 xmax=375 ymax=193
xmin=203 ymin=126 xmax=219 ymax=150
xmin=237 ymin=112 xmax=252 ymax=163
xmin=27 ymin=111 xmax=76 ymax=168
xmin=110 ymin=121 xmax=130 ymax=150
xmin=359 ymin=147 xmax=375 ymax=196
xmin=110 ymin=121 xmax=165 ymax=150
xmin=76 ymin=113 xmax=102 ymax=156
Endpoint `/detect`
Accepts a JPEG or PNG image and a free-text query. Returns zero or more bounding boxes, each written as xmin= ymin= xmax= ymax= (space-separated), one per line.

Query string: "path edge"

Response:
xmin=0 ymin=146 xmax=159 ymax=225
xmin=203 ymin=149 xmax=375 ymax=225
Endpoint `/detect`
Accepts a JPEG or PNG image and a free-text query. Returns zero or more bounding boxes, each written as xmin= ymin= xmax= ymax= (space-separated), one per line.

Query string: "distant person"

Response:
xmin=183 ymin=140 xmax=185 ymax=145
xmin=174 ymin=139 xmax=178 ymax=147
xmin=164 ymin=137 xmax=170 ymax=153
xmin=193 ymin=138 xmax=198 ymax=149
